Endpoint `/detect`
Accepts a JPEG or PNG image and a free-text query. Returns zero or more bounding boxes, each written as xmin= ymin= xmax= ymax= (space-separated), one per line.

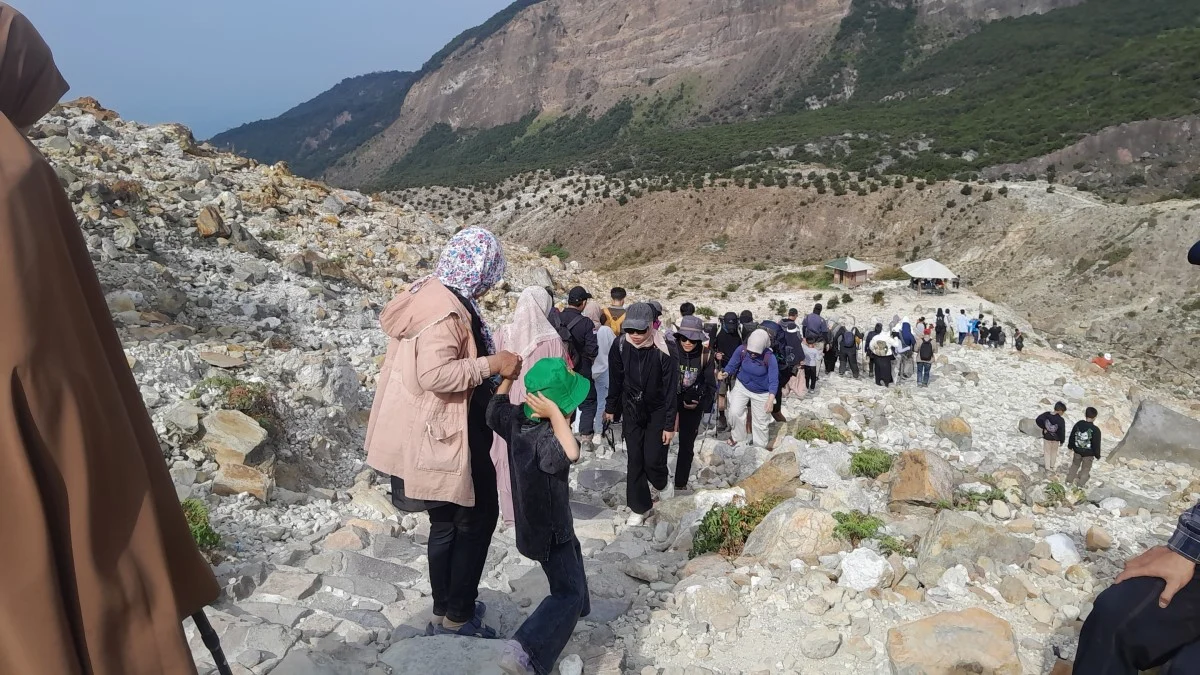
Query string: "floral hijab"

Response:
xmin=430 ymin=228 xmax=506 ymax=353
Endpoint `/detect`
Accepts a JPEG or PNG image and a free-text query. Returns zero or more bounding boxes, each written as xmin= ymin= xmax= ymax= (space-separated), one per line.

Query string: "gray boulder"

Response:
xmin=1108 ymin=401 xmax=1200 ymax=468
xmin=915 ymin=511 xmax=1033 ymax=587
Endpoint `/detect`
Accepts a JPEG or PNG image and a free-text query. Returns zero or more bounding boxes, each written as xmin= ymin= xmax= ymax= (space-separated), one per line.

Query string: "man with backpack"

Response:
xmin=558 ymin=287 xmax=601 ymax=452
xmin=915 ymin=327 xmax=937 ymax=387
xmin=837 ymin=322 xmax=861 ymax=378
xmin=601 ymin=287 xmax=628 ymax=333
xmin=802 ymin=303 xmax=828 ymax=344
xmin=712 ymin=313 xmax=744 ymax=433
xmin=1066 ymin=407 xmax=1101 ymax=487
xmin=935 ymin=309 xmax=948 ymax=347
xmin=762 ymin=320 xmax=800 ymax=421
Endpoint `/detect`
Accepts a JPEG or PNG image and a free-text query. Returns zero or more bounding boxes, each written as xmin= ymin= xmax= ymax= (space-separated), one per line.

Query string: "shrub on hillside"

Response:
xmin=691 ymin=496 xmax=784 ymax=558
xmin=872 ymin=290 xmax=886 ymax=305
xmin=182 ymin=498 xmax=220 ymax=552
xmin=850 ymin=448 xmax=893 ymax=478
xmin=540 ymin=242 xmax=570 ymax=259
xmin=833 ymin=511 xmax=884 ymax=545
xmin=875 ymin=266 xmax=907 ymax=281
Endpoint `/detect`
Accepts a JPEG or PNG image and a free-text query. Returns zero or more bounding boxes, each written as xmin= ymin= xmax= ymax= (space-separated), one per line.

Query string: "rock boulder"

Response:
xmin=741 ymin=498 xmax=843 ymax=566
xmin=915 ymin=510 xmax=1032 ymax=587
xmin=888 ymin=450 xmax=957 ymax=514
xmin=935 ymin=416 xmax=973 ymax=451
xmin=886 ymin=608 xmax=1021 ymax=675
xmin=736 ymin=451 xmax=801 ymax=502
xmin=1108 ymin=401 xmax=1200 ymax=468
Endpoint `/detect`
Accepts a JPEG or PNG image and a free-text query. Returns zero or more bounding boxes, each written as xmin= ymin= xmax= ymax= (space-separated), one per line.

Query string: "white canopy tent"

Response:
xmin=902 ymin=259 xmax=958 ymax=280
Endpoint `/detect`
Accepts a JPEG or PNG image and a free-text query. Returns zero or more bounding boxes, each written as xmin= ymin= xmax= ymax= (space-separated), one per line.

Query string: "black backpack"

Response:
xmin=919 ymin=339 xmax=934 ymax=361
xmin=841 ymin=329 xmax=857 ymax=349
xmin=550 ymin=310 xmax=588 ymax=369
xmin=936 ymin=316 xmax=946 ymax=333
xmin=774 ymin=331 xmax=801 ymax=370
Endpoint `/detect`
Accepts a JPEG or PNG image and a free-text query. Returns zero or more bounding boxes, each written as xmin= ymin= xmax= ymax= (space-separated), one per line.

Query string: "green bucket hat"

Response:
xmin=522 ymin=358 xmax=591 ymax=420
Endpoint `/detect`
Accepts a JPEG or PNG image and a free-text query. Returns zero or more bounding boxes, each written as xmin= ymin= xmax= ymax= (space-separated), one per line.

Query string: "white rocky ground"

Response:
xmin=35 ymin=100 xmax=1200 ymax=675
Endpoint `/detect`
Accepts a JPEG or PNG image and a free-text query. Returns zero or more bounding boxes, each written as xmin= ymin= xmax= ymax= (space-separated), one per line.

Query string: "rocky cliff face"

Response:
xmin=326 ymin=0 xmax=1088 ymax=187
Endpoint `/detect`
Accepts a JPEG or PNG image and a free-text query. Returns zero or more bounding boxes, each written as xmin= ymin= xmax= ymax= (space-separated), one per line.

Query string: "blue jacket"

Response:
xmin=725 ymin=345 xmax=779 ymax=395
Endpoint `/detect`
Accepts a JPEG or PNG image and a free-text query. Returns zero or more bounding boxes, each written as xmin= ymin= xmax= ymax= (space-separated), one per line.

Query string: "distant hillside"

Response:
xmin=209 ymin=71 xmax=415 ymax=178
xmin=371 ymin=0 xmax=1200 ymax=191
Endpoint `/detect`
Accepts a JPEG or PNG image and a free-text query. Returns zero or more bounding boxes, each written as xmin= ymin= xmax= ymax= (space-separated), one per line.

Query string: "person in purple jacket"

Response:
xmin=1073 ymin=241 xmax=1200 ymax=673
xmin=719 ymin=329 xmax=778 ymax=450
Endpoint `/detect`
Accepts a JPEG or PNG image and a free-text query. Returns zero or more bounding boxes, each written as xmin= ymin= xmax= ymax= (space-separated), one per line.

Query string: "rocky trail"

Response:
xmin=37 ymin=100 xmax=1200 ymax=674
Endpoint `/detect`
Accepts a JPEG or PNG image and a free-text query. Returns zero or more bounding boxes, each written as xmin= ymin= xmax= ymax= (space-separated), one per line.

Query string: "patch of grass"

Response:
xmin=691 ymin=496 xmax=784 ymax=559
xmin=875 ymin=266 xmax=908 ymax=281
xmin=192 ymin=375 xmax=281 ymax=437
xmin=695 ymin=305 xmax=717 ymax=319
xmin=1044 ymin=481 xmax=1068 ymax=506
xmin=752 ymin=262 xmax=768 ymax=271
xmin=833 ymin=510 xmax=884 ymax=545
xmin=725 ymin=282 xmax=741 ymax=293
xmin=796 ymin=423 xmax=849 ymax=443
xmin=872 ymin=290 xmax=885 ymax=305
xmin=850 ymin=448 xmax=893 ymax=478
xmin=769 ymin=299 xmax=789 ymax=316
xmin=879 ymin=535 xmax=915 ymax=558
xmin=182 ymin=498 xmax=221 ymax=551
xmin=664 ymin=263 xmax=679 ymax=274
xmin=770 ymin=269 xmax=835 ymax=290
xmin=1103 ymin=246 xmax=1133 ymax=265
xmin=539 ymin=241 xmax=570 ymax=260
xmin=841 ymin=293 xmax=853 ymax=304
xmin=827 ymin=296 xmax=841 ymax=310
xmin=934 ymin=498 xmax=954 ymax=511
xmin=1182 ymin=297 xmax=1200 ymax=312
xmin=954 ymin=486 xmax=1008 ymax=509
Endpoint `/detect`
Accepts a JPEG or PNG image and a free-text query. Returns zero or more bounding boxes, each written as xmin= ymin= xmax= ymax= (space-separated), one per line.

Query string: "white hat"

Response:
xmin=1104 ymin=353 xmax=1112 ymax=360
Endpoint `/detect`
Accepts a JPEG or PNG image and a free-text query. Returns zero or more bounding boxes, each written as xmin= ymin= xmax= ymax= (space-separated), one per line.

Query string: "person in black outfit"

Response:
xmin=673 ymin=317 xmax=716 ymax=491
xmin=739 ymin=310 xmax=759 ymax=345
xmin=560 ymin=286 xmax=600 ymax=450
xmin=606 ymin=303 xmax=679 ymax=525
xmin=935 ymin=309 xmax=947 ymax=347
xmin=713 ymin=312 xmax=744 ymax=433
xmin=1066 ymin=407 xmax=1102 ymax=487
xmin=864 ymin=322 xmax=882 ymax=379
xmin=837 ymin=324 xmax=861 ymax=378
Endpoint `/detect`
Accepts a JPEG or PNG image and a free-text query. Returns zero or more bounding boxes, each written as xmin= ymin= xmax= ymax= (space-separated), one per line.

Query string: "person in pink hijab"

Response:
xmin=492 ymin=287 xmax=568 ymax=525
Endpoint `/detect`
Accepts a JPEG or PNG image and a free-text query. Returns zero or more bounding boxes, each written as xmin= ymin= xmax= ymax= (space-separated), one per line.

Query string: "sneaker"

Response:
xmin=497 ymin=640 xmax=535 ymax=675
xmin=626 ymin=512 xmax=646 ymax=527
xmin=580 ymin=438 xmax=594 ymax=454
xmin=432 ymin=616 xmax=498 ymax=639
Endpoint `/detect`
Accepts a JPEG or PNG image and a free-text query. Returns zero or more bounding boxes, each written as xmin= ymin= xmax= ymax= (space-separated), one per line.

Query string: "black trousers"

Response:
xmin=577 ymin=378 xmax=597 ymax=436
xmin=936 ymin=329 xmax=946 ymax=347
xmin=423 ymin=434 xmax=499 ymax=623
xmin=823 ymin=349 xmax=837 ymax=374
xmin=803 ymin=365 xmax=819 ymax=391
xmin=1076 ymin=575 xmax=1200 ymax=674
xmin=625 ymin=409 xmax=669 ymax=514
xmin=774 ymin=370 xmax=793 ymax=413
xmin=513 ymin=536 xmax=591 ymax=675
xmin=838 ymin=348 xmax=859 ymax=377
xmin=675 ymin=406 xmax=704 ymax=489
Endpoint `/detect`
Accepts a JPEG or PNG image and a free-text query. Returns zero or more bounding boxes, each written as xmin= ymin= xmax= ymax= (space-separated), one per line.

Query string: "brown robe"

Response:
xmin=0 ymin=5 xmax=219 ymax=674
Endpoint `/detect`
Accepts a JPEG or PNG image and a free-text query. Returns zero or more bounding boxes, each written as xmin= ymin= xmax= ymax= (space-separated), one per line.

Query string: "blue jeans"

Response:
xmin=916 ymin=362 xmax=931 ymax=385
xmin=592 ymin=371 xmax=609 ymax=437
xmin=514 ymin=536 xmax=591 ymax=675
xmin=957 ymin=332 xmax=967 ymax=345
xmin=1075 ymin=575 xmax=1200 ymax=674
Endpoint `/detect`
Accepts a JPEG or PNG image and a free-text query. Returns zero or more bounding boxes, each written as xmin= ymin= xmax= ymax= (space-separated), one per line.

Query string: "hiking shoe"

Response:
xmin=580 ymin=438 xmax=594 ymax=454
xmin=626 ymin=512 xmax=646 ymax=527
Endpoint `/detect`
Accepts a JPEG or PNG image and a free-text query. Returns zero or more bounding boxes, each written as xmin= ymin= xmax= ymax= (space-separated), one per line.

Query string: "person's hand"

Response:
xmin=491 ymin=351 xmax=523 ymax=380
xmin=604 ymin=412 xmax=615 ymax=423
xmin=662 ymin=430 xmax=675 ymax=445
xmin=717 ymin=371 xmax=728 ymax=381
xmin=1115 ymin=546 xmax=1197 ymax=608
xmin=764 ymin=396 xmax=775 ymax=413
xmin=525 ymin=393 xmax=562 ymax=421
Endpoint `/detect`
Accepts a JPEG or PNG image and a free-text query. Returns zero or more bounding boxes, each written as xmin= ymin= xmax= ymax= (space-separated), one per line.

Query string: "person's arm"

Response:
xmin=1035 ymin=412 xmax=1048 ymax=431
xmin=486 ymin=380 xmax=516 ymax=442
xmin=526 ymin=393 xmax=580 ymax=465
xmin=701 ymin=352 xmax=718 ymax=410
xmin=1067 ymin=421 xmax=1081 ymax=451
xmin=661 ymin=350 xmax=680 ymax=432
xmin=723 ymin=346 xmax=744 ymax=378
xmin=415 ymin=317 xmax=520 ymax=392
xmin=605 ymin=339 xmax=624 ymax=417
xmin=1057 ymin=418 xmax=1067 ymax=443
xmin=1092 ymin=426 xmax=1102 ymax=458
xmin=767 ymin=353 xmax=779 ymax=396
xmin=582 ymin=322 xmax=599 ymax=360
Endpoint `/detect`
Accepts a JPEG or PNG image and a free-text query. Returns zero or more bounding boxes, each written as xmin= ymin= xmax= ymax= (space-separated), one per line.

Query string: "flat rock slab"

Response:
xmin=570 ymin=501 xmax=607 ymax=520
xmin=887 ymin=607 xmax=1021 ymax=675
xmin=271 ymin=650 xmax=374 ymax=675
xmin=380 ymin=636 xmax=515 ymax=675
xmin=1109 ymin=401 xmax=1200 ymax=468
xmin=578 ymin=469 xmax=625 ymax=492
xmin=199 ymin=351 xmax=247 ymax=368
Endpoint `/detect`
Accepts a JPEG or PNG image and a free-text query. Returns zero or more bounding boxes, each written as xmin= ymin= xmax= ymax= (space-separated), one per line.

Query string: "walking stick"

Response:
xmin=191 ymin=610 xmax=233 ymax=675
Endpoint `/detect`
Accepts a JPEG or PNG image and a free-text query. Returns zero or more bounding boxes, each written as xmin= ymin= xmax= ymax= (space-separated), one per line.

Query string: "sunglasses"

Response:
xmin=678 ymin=336 xmax=700 ymax=344
xmin=624 ymin=328 xmax=648 ymax=335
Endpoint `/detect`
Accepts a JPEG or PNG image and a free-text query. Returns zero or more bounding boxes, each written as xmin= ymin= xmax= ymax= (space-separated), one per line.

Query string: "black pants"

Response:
xmin=423 ymin=433 xmax=499 ymax=623
xmin=867 ymin=354 xmax=875 ymax=377
xmin=803 ymin=365 xmax=819 ymax=391
xmin=513 ymin=536 xmax=591 ymax=675
xmin=675 ymin=406 xmax=704 ymax=489
xmin=577 ymin=378 xmax=597 ymax=436
xmin=774 ymin=370 xmax=793 ymax=414
xmin=823 ymin=349 xmax=837 ymax=374
xmin=936 ymin=329 xmax=946 ymax=347
xmin=838 ymin=348 xmax=859 ymax=377
xmin=1076 ymin=575 xmax=1200 ymax=674
xmin=625 ymin=409 xmax=669 ymax=514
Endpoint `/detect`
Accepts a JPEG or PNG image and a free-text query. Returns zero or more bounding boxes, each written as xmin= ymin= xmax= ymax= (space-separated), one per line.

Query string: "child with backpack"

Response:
xmin=1014 ymin=330 xmax=1025 ymax=352
xmin=1066 ymin=407 xmax=1102 ymax=487
xmin=605 ymin=303 xmax=679 ymax=526
xmin=915 ymin=327 xmax=937 ymax=387
xmin=487 ymin=358 xmax=591 ymax=675
xmin=1036 ymin=401 xmax=1068 ymax=473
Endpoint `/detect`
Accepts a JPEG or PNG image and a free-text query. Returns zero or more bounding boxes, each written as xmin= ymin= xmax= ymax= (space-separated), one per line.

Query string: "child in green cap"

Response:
xmin=486 ymin=357 xmax=591 ymax=675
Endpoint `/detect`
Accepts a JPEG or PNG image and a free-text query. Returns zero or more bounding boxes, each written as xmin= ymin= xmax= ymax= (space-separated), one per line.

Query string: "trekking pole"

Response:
xmin=191 ymin=610 xmax=234 ymax=675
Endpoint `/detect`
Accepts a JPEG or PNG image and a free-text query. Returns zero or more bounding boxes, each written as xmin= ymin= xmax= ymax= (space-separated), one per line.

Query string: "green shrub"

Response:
xmin=695 ymin=305 xmax=717 ymax=318
xmin=826 ymin=296 xmax=841 ymax=310
xmin=769 ymin=269 xmax=835 ymax=290
xmin=796 ymin=423 xmax=848 ymax=443
xmin=664 ymin=263 xmax=679 ymax=274
xmin=182 ymin=498 xmax=220 ymax=551
xmin=872 ymin=290 xmax=885 ymax=305
xmin=259 ymin=229 xmax=286 ymax=241
xmin=850 ymin=448 xmax=893 ymax=478
xmin=813 ymin=293 xmax=824 ymax=301
xmin=1045 ymin=481 xmax=1068 ymax=506
xmin=725 ymin=282 xmax=741 ymax=292
xmin=691 ymin=496 xmax=784 ymax=558
xmin=192 ymin=375 xmax=280 ymax=437
xmin=540 ymin=242 xmax=570 ymax=259
xmin=841 ymin=293 xmax=853 ymax=304
xmin=752 ymin=262 xmax=768 ymax=271
xmin=833 ymin=511 xmax=884 ymax=545
xmin=955 ymin=486 xmax=1008 ymax=509
xmin=879 ymin=535 xmax=914 ymax=558
xmin=875 ymin=266 xmax=908 ymax=281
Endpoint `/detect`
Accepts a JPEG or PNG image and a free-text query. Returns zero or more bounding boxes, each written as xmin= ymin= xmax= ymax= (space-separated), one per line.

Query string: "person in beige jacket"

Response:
xmin=365 ymin=228 xmax=522 ymax=638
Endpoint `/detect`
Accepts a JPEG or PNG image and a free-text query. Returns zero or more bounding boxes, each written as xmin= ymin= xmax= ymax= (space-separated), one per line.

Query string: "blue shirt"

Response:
xmin=725 ymin=345 xmax=779 ymax=395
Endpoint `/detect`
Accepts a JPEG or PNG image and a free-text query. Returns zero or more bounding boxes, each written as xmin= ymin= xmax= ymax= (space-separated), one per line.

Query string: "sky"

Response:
xmin=17 ymin=0 xmax=515 ymax=139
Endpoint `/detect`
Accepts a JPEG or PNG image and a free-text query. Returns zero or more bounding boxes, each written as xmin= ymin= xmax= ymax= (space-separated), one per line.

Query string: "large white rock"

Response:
xmin=838 ymin=548 xmax=894 ymax=592
xmin=1045 ymin=533 xmax=1082 ymax=566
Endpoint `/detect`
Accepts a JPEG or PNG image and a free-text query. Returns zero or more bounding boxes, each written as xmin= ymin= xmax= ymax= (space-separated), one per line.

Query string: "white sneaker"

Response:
xmin=626 ymin=512 xmax=646 ymax=527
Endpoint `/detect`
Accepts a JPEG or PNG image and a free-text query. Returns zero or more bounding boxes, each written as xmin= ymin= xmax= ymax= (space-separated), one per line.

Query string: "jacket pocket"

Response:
xmin=415 ymin=421 xmax=464 ymax=474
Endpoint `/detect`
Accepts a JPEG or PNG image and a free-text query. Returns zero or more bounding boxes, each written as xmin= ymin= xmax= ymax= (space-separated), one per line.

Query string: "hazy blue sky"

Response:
xmin=17 ymin=1 xmax=514 ymax=139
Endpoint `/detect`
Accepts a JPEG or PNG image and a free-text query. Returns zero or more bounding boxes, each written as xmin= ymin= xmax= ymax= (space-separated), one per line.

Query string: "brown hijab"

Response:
xmin=0 ymin=5 xmax=219 ymax=675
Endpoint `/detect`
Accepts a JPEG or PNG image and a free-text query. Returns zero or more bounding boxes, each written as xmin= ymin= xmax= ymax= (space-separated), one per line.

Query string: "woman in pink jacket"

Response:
xmin=492 ymin=287 xmax=568 ymax=526
xmin=365 ymin=228 xmax=522 ymax=638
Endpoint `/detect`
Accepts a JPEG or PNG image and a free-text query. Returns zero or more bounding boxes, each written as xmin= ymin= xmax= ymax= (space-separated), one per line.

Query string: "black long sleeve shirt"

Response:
xmin=605 ymin=338 xmax=679 ymax=424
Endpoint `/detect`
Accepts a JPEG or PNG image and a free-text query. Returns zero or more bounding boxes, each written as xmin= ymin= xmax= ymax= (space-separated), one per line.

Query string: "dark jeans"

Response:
xmin=423 ymin=433 xmax=499 ymax=623
xmin=958 ymin=332 xmax=967 ymax=345
xmin=1076 ymin=575 xmax=1200 ymax=674
xmin=577 ymin=379 xmax=597 ymax=437
xmin=936 ymin=330 xmax=946 ymax=347
xmin=513 ymin=536 xmax=591 ymax=675
xmin=626 ymin=409 xmax=669 ymax=514
xmin=803 ymin=365 xmax=818 ymax=391
xmin=675 ymin=406 xmax=703 ymax=489
xmin=838 ymin=349 xmax=859 ymax=377
xmin=916 ymin=361 xmax=932 ymax=385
